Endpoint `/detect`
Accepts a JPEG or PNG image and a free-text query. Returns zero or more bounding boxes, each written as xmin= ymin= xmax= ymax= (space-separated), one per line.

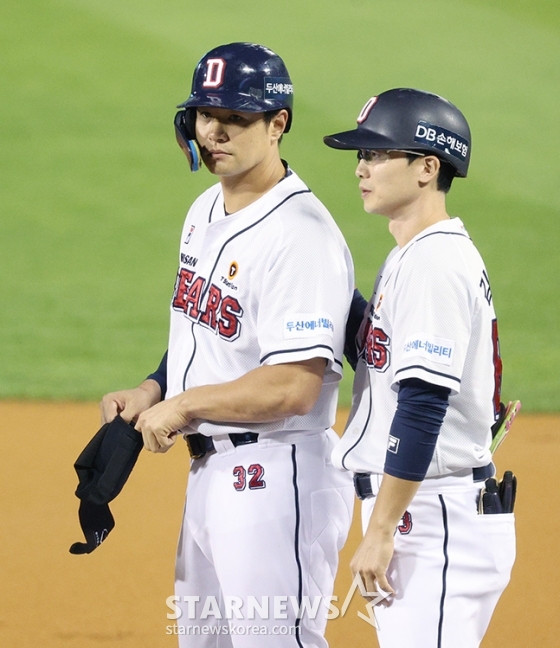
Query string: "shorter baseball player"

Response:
xmin=101 ymin=43 xmax=355 ymax=647
xmin=324 ymin=89 xmax=516 ymax=647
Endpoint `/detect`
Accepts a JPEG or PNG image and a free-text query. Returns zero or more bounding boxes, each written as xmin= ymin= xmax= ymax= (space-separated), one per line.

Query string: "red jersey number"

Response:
xmin=233 ymin=464 xmax=266 ymax=491
xmin=491 ymin=319 xmax=503 ymax=418
xmin=363 ymin=322 xmax=391 ymax=372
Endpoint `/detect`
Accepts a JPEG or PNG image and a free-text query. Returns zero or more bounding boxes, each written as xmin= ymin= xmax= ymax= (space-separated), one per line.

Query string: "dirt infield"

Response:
xmin=1 ymin=402 xmax=558 ymax=647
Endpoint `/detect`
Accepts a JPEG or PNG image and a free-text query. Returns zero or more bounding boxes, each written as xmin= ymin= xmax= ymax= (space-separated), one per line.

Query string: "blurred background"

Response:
xmin=2 ymin=0 xmax=559 ymax=409
xmin=2 ymin=3 xmax=559 ymax=647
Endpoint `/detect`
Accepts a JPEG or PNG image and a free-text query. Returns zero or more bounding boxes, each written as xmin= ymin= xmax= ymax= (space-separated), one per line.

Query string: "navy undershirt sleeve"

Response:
xmin=146 ymin=350 xmax=168 ymax=399
xmin=345 ymin=288 xmax=368 ymax=371
xmin=384 ymin=378 xmax=451 ymax=481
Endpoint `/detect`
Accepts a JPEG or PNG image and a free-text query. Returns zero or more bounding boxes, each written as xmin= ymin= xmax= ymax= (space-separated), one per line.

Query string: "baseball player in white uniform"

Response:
xmin=101 ymin=43 xmax=354 ymax=647
xmin=323 ymin=89 xmax=516 ymax=647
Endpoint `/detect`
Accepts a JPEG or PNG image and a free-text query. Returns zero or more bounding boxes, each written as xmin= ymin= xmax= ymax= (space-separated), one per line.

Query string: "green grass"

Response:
xmin=1 ymin=0 xmax=559 ymax=410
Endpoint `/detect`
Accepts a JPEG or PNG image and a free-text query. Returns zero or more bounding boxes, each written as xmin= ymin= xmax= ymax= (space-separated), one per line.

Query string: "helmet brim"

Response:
xmin=178 ymin=93 xmax=293 ymax=113
xmin=323 ymin=129 xmax=395 ymax=151
xmin=177 ymin=95 xmax=265 ymax=112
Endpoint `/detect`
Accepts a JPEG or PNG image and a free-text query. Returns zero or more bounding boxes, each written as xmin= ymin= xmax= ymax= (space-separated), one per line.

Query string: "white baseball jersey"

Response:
xmin=168 ymin=168 xmax=355 ymax=647
xmin=332 ymin=217 xmax=502 ymax=477
xmin=166 ymin=168 xmax=354 ymax=436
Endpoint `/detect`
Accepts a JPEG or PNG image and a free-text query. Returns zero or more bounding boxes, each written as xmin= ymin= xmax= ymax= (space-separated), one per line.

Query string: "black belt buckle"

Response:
xmin=354 ymin=473 xmax=374 ymax=500
xmin=185 ymin=433 xmax=214 ymax=459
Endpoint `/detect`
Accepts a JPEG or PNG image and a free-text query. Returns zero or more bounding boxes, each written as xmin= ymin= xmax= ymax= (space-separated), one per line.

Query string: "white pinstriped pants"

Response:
xmin=362 ymin=472 xmax=516 ymax=648
xmin=174 ymin=430 xmax=354 ymax=648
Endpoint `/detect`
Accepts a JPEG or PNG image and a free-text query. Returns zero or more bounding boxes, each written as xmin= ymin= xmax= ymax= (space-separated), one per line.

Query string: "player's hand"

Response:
xmin=100 ymin=380 xmax=162 ymax=425
xmin=350 ymin=526 xmax=396 ymax=599
xmin=135 ymin=393 xmax=192 ymax=453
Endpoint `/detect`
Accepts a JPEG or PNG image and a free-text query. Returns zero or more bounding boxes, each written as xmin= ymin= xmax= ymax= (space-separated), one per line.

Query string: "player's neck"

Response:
xmin=388 ymin=194 xmax=450 ymax=248
xmin=220 ymin=157 xmax=287 ymax=214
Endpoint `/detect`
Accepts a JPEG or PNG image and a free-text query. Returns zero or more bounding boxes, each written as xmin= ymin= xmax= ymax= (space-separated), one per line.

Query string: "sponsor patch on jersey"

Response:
xmin=284 ymin=312 xmax=334 ymax=339
xmin=403 ymin=333 xmax=454 ymax=365
xmin=387 ymin=435 xmax=400 ymax=454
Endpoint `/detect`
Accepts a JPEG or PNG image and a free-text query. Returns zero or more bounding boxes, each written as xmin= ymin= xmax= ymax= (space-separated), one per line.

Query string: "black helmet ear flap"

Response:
xmin=175 ymin=107 xmax=196 ymax=139
xmin=174 ymin=109 xmax=200 ymax=172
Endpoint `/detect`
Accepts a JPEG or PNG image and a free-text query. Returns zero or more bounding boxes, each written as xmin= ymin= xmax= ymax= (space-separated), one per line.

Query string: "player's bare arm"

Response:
xmin=136 ymin=357 xmax=326 ymax=453
xmin=351 ymin=474 xmax=420 ymax=596
xmin=100 ymin=378 xmax=162 ymax=425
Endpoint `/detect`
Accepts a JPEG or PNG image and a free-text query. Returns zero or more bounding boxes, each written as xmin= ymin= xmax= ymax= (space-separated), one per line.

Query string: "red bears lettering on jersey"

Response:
xmin=172 ymin=269 xmax=242 ymax=341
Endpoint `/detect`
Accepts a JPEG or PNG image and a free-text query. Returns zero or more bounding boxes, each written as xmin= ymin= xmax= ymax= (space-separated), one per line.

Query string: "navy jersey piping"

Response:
xmin=395 ymin=365 xmax=461 ymax=385
xmin=200 ymin=189 xmax=311 ymax=306
xmin=291 ymin=444 xmax=305 ymax=648
xmin=261 ymin=344 xmax=342 ymax=369
xmin=389 ymin=231 xmax=471 ymax=288
xmin=341 ymin=365 xmax=373 ymax=470
xmin=437 ymin=494 xmax=450 ymax=648
xmin=401 ymin=230 xmax=471 ymax=263
xmin=182 ymin=321 xmax=198 ymax=391
xmin=208 ymin=193 xmax=220 ymax=223
xmin=181 ymin=189 xmax=311 ymax=388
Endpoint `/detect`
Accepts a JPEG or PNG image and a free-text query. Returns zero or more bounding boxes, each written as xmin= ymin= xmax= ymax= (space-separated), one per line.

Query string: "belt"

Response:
xmin=354 ymin=462 xmax=495 ymax=500
xmin=185 ymin=432 xmax=259 ymax=459
xmin=353 ymin=473 xmax=374 ymax=500
xmin=472 ymin=462 xmax=495 ymax=482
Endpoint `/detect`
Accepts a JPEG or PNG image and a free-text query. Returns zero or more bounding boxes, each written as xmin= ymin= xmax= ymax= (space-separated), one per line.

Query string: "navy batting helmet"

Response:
xmin=178 ymin=42 xmax=293 ymax=130
xmin=323 ymin=88 xmax=471 ymax=177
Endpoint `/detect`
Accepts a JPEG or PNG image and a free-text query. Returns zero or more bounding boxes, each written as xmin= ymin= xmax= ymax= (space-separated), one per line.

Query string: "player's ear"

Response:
xmin=418 ymin=155 xmax=440 ymax=186
xmin=269 ymin=109 xmax=289 ymax=142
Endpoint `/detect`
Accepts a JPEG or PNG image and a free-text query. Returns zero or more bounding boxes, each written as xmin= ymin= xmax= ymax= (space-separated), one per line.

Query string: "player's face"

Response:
xmin=355 ymin=150 xmax=426 ymax=217
xmin=195 ymin=107 xmax=285 ymax=178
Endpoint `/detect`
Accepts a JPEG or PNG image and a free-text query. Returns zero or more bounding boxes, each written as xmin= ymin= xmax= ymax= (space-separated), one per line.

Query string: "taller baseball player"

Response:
xmin=323 ymin=89 xmax=516 ymax=647
xmin=101 ymin=43 xmax=354 ymax=647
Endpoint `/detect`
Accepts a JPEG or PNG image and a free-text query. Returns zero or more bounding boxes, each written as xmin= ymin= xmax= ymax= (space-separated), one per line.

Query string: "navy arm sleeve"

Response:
xmin=345 ymin=288 xmax=368 ymax=371
xmin=384 ymin=378 xmax=451 ymax=481
xmin=146 ymin=350 xmax=168 ymax=399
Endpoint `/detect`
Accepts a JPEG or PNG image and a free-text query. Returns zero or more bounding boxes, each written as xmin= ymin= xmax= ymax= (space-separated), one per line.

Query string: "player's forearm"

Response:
xmin=177 ymin=359 xmax=325 ymax=423
xmin=350 ymin=473 xmax=420 ymax=595
xmin=100 ymin=378 xmax=163 ymax=424
xmin=367 ymin=474 xmax=421 ymax=534
xmin=138 ymin=378 xmax=164 ymax=402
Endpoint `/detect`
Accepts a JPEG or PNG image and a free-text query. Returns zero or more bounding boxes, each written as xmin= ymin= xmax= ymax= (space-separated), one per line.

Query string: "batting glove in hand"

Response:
xmin=70 ymin=415 xmax=143 ymax=554
xmin=70 ymin=500 xmax=115 ymax=555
